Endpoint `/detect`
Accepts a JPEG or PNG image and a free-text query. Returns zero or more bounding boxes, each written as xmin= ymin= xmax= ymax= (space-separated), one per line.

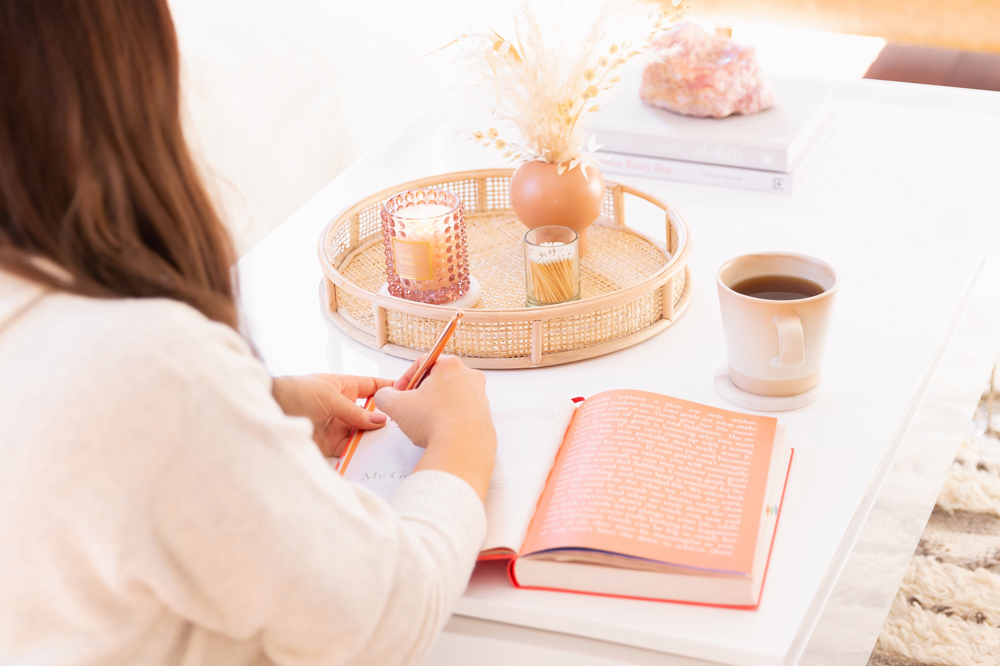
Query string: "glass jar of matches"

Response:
xmin=523 ymin=225 xmax=581 ymax=306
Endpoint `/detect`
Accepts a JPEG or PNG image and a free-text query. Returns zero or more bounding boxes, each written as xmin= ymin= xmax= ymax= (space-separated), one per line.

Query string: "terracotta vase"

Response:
xmin=509 ymin=160 xmax=605 ymax=255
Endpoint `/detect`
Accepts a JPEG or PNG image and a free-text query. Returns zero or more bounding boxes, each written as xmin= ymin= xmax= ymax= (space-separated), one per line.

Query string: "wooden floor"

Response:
xmin=865 ymin=44 xmax=1000 ymax=91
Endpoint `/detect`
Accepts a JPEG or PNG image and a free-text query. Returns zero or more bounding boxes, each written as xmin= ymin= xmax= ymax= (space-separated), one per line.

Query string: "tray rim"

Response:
xmin=316 ymin=168 xmax=692 ymax=325
xmin=317 ymin=264 xmax=693 ymax=369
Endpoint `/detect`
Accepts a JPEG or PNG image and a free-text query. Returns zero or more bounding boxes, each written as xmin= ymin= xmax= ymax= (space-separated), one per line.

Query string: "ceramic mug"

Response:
xmin=717 ymin=252 xmax=839 ymax=397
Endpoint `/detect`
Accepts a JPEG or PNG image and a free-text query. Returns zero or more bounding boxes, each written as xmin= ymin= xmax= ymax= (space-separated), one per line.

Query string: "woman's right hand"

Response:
xmin=374 ymin=356 xmax=497 ymax=502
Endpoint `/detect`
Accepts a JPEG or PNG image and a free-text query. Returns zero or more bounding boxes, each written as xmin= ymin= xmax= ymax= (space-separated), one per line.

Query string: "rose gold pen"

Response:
xmin=337 ymin=310 xmax=464 ymax=474
xmin=406 ymin=310 xmax=464 ymax=390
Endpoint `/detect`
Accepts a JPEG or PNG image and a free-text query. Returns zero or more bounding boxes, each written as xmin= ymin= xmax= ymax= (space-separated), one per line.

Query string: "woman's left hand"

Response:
xmin=272 ymin=374 xmax=393 ymax=456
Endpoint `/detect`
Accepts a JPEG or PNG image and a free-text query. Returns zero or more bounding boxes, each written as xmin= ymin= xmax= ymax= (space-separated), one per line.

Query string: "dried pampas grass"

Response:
xmin=454 ymin=0 xmax=687 ymax=172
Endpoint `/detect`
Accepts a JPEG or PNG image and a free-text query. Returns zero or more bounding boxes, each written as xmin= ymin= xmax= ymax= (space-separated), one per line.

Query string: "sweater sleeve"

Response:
xmin=116 ymin=310 xmax=486 ymax=666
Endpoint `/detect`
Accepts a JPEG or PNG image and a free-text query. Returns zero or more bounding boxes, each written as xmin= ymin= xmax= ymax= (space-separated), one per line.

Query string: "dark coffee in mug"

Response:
xmin=729 ymin=274 xmax=825 ymax=301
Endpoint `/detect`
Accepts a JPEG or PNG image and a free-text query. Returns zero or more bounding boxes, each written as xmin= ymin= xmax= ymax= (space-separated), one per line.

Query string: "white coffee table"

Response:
xmin=237 ymin=78 xmax=1000 ymax=666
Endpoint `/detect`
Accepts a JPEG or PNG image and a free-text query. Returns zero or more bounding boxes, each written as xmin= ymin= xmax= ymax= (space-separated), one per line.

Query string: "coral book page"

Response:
xmin=520 ymin=390 xmax=778 ymax=575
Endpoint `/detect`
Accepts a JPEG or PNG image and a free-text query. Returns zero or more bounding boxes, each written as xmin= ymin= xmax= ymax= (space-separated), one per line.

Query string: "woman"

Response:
xmin=0 ymin=2 xmax=497 ymax=665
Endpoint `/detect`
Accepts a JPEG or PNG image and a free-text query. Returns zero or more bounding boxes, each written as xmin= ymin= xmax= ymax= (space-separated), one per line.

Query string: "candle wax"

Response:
xmin=397 ymin=204 xmax=452 ymax=224
xmin=395 ymin=203 xmax=454 ymax=285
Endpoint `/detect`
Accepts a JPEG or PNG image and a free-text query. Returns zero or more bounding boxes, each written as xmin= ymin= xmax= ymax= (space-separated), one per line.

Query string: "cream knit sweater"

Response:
xmin=0 ymin=271 xmax=487 ymax=666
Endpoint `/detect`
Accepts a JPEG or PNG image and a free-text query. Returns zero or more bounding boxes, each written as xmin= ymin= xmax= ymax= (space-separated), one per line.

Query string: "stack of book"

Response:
xmin=591 ymin=76 xmax=834 ymax=194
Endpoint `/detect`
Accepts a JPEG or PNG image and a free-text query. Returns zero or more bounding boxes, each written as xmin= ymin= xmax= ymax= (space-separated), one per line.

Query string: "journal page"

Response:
xmin=337 ymin=390 xmax=577 ymax=555
xmin=520 ymin=390 xmax=778 ymax=575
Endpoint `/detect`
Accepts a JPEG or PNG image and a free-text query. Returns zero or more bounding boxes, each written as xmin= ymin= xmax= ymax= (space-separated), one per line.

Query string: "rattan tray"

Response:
xmin=317 ymin=169 xmax=692 ymax=369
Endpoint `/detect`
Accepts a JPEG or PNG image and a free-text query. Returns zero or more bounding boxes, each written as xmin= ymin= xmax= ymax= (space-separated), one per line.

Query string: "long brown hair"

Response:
xmin=0 ymin=0 xmax=239 ymax=329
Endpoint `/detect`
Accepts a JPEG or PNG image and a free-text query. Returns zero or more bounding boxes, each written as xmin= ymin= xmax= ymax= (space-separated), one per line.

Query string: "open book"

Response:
xmin=335 ymin=389 xmax=792 ymax=608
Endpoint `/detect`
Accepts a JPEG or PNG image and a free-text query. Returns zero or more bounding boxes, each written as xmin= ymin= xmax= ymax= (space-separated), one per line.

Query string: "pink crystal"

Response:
xmin=640 ymin=23 xmax=776 ymax=119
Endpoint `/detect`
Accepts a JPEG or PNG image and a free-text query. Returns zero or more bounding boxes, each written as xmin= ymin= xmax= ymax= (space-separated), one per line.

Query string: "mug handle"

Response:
xmin=772 ymin=316 xmax=804 ymax=368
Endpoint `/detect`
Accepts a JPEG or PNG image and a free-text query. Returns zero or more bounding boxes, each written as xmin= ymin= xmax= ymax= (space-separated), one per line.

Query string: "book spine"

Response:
xmin=598 ymin=152 xmax=793 ymax=194
xmin=594 ymin=129 xmax=789 ymax=172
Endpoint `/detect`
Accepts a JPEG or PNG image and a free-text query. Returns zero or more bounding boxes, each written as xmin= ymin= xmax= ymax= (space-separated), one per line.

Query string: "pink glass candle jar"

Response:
xmin=380 ymin=188 xmax=470 ymax=305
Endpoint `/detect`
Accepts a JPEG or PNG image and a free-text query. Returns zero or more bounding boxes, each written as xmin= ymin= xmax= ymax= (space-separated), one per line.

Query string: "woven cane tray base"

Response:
xmin=318 ymin=169 xmax=692 ymax=369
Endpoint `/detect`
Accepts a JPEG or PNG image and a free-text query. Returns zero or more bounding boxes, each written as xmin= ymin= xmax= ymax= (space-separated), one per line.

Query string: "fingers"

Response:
xmin=394 ymin=355 xmax=428 ymax=390
xmin=323 ymin=420 xmax=356 ymax=458
xmin=315 ymin=419 xmax=355 ymax=458
xmin=374 ymin=386 xmax=405 ymax=415
xmin=373 ymin=385 xmax=436 ymax=449
xmin=343 ymin=374 xmax=394 ymax=398
xmin=426 ymin=355 xmax=485 ymax=387
xmin=327 ymin=391 xmax=387 ymax=430
xmin=374 ymin=385 xmax=427 ymax=422
xmin=391 ymin=354 xmax=469 ymax=392
xmin=309 ymin=374 xmax=394 ymax=398
xmin=374 ymin=355 xmax=492 ymax=454
xmin=427 ymin=354 xmax=465 ymax=375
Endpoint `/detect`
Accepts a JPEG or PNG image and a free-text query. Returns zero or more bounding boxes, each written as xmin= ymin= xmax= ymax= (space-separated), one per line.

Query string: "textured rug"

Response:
xmin=868 ymin=391 xmax=1000 ymax=666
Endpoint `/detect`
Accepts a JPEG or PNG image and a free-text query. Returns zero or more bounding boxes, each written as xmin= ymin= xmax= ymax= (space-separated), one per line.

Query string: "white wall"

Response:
xmin=169 ymin=0 xmax=511 ymax=254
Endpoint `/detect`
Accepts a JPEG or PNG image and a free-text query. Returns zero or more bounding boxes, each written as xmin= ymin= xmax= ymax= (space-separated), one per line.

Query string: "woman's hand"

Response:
xmin=272 ymin=374 xmax=393 ymax=457
xmin=374 ymin=356 xmax=497 ymax=502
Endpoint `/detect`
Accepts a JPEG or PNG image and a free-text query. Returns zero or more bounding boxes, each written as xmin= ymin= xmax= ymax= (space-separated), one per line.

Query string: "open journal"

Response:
xmin=334 ymin=389 xmax=792 ymax=608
